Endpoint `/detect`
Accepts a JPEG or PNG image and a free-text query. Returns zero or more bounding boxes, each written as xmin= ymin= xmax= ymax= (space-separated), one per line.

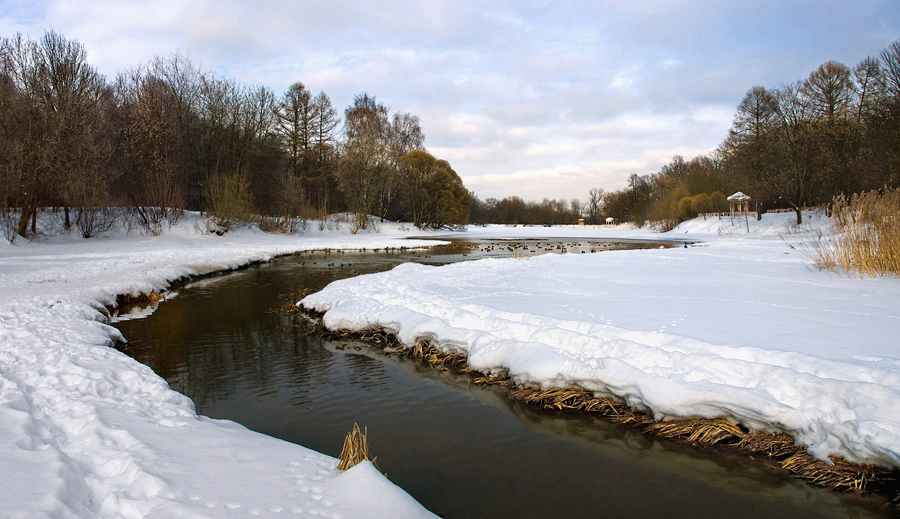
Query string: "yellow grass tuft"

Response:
xmin=779 ymin=453 xmax=884 ymax=492
xmin=811 ymin=189 xmax=900 ymax=277
xmin=646 ymin=418 xmax=744 ymax=445
xmin=336 ymin=423 xmax=378 ymax=471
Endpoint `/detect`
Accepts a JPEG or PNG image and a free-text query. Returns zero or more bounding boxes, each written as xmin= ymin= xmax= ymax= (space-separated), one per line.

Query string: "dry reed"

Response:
xmin=336 ymin=423 xmax=378 ymax=471
xmin=811 ymin=189 xmax=900 ymax=277
xmin=646 ymin=418 xmax=744 ymax=445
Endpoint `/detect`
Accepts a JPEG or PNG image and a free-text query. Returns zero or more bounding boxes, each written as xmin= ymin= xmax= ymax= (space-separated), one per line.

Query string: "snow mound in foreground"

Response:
xmin=303 ymin=218 xmax=900 ymax=469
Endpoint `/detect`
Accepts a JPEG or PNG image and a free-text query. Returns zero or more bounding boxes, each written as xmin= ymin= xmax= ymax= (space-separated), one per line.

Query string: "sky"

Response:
xmin=1 ymin=1 xmax=899 ymax=202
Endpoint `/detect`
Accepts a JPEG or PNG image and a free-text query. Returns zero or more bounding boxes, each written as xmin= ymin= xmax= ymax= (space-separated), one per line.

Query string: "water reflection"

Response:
xmin=114 ymin=242 xmax=897 ymax=519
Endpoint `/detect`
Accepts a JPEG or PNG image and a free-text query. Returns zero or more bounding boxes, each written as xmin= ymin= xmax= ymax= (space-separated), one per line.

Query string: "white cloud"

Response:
xmin=1 ymin=0 xmax=898 ymax=202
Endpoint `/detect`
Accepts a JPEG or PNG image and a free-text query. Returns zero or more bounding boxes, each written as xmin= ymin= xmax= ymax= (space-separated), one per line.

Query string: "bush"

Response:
xmin=811 ymin=189 xmax=900 ymax=277
xmin=204 ymin=172 xmax=254 ymax=234
xmin=258 ymin=215 xmax=306 ymax=234
xmin=74 ymin=206 xmax=118 ymax=238
xmin=125 ymin=206 xmax=182 ymax=236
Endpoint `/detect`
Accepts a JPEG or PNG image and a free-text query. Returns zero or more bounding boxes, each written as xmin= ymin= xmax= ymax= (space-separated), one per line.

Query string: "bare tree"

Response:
xmin=853 ymin=56 xmax=884 ymax=123
xmin=801 ymin=61 xmax=855 ymax=121
xmin=877 ymin=40 xmax=900 ymax=185
xmin=0 ymin=31 xmax=110 ymax=238
xmin=337 ymin=93 xmax=391 ymax=229
xmin=276 ymin=81 xmax=314 ymax=180
xmin=726 ymin=85 xmax=779 ymax=216
xmin=309 ymin=91 xmax=339 ymax=212
xmin=373 ymin=111 xmax=424 ymax=221
xmin=37 ymin=31 xmax=111 ymax=233
xmin=586 ymin=187 xmax=604 ymax=224
xmin=879 ymin=40 xmax=900 ymax=104
xmin=114 ymin=66 xmax=188 ymax=233
xmin=768 ymin=82 xmax=814 ymax=224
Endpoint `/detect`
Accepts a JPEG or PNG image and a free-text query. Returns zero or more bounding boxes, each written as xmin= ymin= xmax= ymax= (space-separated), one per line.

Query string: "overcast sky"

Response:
xmin=2 ymin=1 xmax=899 ymax=201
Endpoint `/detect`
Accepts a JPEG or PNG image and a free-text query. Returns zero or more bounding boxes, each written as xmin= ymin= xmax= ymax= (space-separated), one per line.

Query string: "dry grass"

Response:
xmin=646 ymin=418 xmax=743 ymax=445
xmin=336 ymin=423 xmax=378 ymax=471
xmin=811 ymin=189 xmax=900 ymax=277
xmin=737 ymin=432 xmax=799 ymax=457
xmin=779 ymin=453 xmax=888 ymax=492
xmin=116 ymin=291 xmax=165 ymax=307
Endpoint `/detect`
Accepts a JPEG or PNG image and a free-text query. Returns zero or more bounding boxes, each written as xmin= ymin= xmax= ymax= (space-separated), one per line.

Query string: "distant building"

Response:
xmin=605 ymin=217 xmax=616 ymax=225
xmin=727 ymin=192 xmax=751 ymax=217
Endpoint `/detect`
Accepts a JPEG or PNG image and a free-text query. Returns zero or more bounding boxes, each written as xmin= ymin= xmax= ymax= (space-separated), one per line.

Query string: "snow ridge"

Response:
xmin=303 ymin=214 xmax=900 ymax=469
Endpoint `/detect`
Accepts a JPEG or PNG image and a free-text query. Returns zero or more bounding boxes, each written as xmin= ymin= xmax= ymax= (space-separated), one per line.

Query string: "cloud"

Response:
xmin=2 ymin=0 xmax=898 ymax=202
xmin=461 ymin=144 xmax=713 ymax=201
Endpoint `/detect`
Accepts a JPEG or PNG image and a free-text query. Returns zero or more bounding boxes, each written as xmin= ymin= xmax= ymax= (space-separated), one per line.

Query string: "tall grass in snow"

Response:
xmin=336 ymin=423 xmax=378 ymax=471
xmin=812 ymin=189 xmax=900 ymax=277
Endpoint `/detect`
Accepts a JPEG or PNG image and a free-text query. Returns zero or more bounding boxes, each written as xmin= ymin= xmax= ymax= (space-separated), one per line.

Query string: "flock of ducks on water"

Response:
xmin=297 ymin=241 xmax=622 ymax=270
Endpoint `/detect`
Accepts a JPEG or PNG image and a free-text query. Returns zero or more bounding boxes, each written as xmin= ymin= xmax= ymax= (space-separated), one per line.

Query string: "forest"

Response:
xmin=0 ymin=31 xmax=470 ymax=241
xmin=3 ymin=31 xmax=900 ymax=238
xmin=472 ymin=39 xmax=900 ymax=229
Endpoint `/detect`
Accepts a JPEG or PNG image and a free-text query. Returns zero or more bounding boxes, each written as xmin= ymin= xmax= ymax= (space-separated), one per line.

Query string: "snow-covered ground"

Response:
xmin=5 ymin=209 xmax=899 ymax=518
xmin=303 ymin=212 xmax=900 ymax=469
xmin=0 ymin=213 xmax=442 ymax=519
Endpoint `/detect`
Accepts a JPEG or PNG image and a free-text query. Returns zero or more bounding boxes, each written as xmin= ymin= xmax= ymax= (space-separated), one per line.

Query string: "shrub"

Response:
xmin=74 ymin=206 xmax=118 ymax=238
xmin=125 ymin=206 xmax=183 ymax=236
xmin=204 ymin=172 xmax=254 ymax=234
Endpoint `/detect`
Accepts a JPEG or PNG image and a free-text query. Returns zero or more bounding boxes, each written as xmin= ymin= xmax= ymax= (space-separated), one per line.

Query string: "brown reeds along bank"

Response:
xmin=337 ymin=423 xmax=379 ymax=471
xmin=293 ymin=309 xmax=900 ymax=503
xmin=811 ymin=188 xmax=900 ymax=278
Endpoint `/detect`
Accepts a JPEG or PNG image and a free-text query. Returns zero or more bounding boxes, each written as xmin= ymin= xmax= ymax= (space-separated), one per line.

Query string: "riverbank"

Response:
xmin=0 ymin=212 xmax=446 ymax=518
xmin=302 ymin=212 xmax=900 ymax=496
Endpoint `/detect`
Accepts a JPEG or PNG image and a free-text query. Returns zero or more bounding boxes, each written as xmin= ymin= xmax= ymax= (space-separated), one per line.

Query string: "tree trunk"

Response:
xmin=16 ymin=203 xmax=35 ymax=238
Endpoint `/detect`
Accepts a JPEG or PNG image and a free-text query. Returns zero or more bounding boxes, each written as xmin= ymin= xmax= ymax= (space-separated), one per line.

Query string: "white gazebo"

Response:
xmin=727 ymin=191 xmax=751 ymax=217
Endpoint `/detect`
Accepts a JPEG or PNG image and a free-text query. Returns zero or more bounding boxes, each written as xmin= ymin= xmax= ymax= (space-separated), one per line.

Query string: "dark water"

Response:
xmin=114 ymin=240 xmax=896 ymax=519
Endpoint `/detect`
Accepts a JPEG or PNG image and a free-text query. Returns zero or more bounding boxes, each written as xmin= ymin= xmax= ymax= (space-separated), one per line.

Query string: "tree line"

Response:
xmin=0 ymin=31 xmax=470 ymax=241
xmin=470 ymin=39 xmax=900 ymax=229
xmin=469 ymin=195 xmax=587 ymax=226
xmin=597 ymin=39 xmax=900 ymax=229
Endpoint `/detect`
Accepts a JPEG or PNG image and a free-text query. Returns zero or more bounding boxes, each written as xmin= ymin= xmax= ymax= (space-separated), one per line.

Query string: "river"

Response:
xmin=113 ymin=239 xmax=896 ymax=518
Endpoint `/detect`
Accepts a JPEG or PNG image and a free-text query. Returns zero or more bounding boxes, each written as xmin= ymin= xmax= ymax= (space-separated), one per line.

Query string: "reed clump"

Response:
xmin=337 ymin=423 xmax=378 ymax=471
xmin=646 ymin=418 xmax=744 ymax=445
xmin=296 ymin=310 xmax=899 ymax=500
xmin=812 ymin=189 xmax=900 ymax=277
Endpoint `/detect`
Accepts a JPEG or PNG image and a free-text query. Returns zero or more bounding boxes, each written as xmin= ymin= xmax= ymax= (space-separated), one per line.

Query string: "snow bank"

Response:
xmin=303 ymin=212 xmax=900 ymax=469
xmin=0 ymin=212 xmax=438 ymax=519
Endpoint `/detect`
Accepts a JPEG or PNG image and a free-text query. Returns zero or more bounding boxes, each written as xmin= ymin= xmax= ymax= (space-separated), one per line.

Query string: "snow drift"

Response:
xmin=303 ymin=212 xmax=900 ymax=469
